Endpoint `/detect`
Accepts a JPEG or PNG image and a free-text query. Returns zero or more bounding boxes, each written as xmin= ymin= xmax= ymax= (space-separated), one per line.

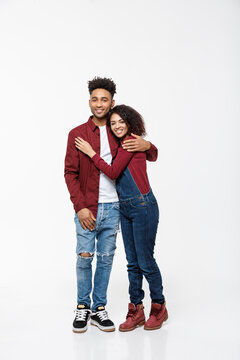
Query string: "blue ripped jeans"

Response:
xmin=74 ymin=202 xmax=119 ymax=311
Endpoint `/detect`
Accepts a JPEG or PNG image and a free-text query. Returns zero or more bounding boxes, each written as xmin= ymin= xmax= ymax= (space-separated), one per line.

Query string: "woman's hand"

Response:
xmin=75 ymin=137 xmax=96 ymax=158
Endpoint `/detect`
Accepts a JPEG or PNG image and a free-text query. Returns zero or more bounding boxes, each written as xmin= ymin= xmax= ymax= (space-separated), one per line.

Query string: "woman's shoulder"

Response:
xmin=120 ymin=135 xmax=135 ymax=148
xmin=123 ymin=135 xmax=135 ymax=141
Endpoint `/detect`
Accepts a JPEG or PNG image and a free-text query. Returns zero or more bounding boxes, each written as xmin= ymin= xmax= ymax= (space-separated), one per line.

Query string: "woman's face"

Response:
xmin=110 ymin=113 xmax=128 ymax=139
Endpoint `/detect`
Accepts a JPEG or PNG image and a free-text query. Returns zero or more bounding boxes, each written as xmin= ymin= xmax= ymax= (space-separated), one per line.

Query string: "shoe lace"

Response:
xmin=75 ymin=308 xmax=90 ymax=321
xmin=97 ymin=310 xmax=109 ymax=321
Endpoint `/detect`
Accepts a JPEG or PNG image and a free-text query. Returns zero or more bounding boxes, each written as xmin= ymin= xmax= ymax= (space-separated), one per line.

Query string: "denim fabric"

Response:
xmin=120 ymin=189 xmax=165 ymax=305
xmin=116 ymin=167 xmax=141 ymax=199
xmin=74 ymin=202 xmax=119 ymax=311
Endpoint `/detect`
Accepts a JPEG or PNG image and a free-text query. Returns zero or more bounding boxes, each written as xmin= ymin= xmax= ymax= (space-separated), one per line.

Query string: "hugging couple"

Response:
xmin=64 ymin=77 xmax=168 ymax=333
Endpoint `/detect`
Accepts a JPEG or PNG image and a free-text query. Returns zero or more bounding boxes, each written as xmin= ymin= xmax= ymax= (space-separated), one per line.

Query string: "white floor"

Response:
xmin=1 ymin=288 xmax=240 ymax=360
xmin=1 ymin=219 xmax=240 ymax=360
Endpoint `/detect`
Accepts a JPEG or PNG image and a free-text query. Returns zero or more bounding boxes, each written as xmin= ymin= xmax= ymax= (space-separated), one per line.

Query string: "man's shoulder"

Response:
xmin=68 ymin=121 xmax=88 ymax=137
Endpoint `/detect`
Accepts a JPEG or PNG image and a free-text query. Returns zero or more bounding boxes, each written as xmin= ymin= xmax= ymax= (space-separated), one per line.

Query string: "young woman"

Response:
xmin=75 ymin=105 xmax=168 ymax=332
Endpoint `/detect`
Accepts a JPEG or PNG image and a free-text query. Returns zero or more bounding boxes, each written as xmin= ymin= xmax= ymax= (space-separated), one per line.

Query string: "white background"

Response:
xmin=0 ymin=0 xmax=240 ymax=359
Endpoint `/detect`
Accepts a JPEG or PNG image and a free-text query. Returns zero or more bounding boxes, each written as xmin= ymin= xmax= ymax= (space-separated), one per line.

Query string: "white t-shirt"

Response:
xmin=98 ymin=126 xmax=119 ymax=203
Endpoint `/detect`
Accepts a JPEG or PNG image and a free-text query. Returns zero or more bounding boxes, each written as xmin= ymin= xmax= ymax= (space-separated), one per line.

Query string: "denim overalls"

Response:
xmin=116 ymin=166 xmax=165 ymax=305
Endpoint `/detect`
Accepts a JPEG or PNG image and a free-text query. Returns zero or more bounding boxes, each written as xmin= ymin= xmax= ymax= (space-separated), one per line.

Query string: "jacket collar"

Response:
xmin=87 ymin=116 xmax=109 ymax=132
xmin=87 ymin=116 xmax=98 ymax=132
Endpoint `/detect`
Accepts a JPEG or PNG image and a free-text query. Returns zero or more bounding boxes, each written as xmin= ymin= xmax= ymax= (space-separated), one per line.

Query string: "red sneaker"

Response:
xmin=144 ymin=303 xmax=168 ymax=330
xmin=119 ymin=303 xmax=145 ymax=332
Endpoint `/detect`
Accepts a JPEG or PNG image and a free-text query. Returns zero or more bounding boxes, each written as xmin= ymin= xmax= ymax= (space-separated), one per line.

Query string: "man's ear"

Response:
xmin=111 ymin=99 xmax=115 ymax=108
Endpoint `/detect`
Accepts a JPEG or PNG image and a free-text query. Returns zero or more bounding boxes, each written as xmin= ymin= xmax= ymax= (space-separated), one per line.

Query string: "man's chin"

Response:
xmin=93 ymin=113 xmax=108 ymax=120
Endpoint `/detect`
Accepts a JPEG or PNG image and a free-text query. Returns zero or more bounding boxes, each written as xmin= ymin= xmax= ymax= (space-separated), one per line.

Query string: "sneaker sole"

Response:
xmin=90 ymin=320 xmax=115 ymax=332
xmin=144 ymin=314 xmax=168 ymax=331
xmin=72 ymin=326 xmax=88 ymax=333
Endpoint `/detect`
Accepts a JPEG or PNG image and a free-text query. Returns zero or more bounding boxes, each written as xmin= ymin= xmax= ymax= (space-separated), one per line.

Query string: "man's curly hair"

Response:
xmin=108 ymin=105 xmax=146 ymax=137
xmin=88 ymin=77 xmax=116 ymax=98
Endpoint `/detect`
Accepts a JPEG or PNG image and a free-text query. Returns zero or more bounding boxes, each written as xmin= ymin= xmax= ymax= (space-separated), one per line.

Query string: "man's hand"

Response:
xmin=77 ymin=208 xmax=96 ymax=231
xmin=122 ymin=133 xmax=151 ymax=152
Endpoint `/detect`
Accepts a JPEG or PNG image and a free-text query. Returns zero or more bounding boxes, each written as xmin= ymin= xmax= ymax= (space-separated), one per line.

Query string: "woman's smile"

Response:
xmin=110 ymin=113 xmax=128 ymax=139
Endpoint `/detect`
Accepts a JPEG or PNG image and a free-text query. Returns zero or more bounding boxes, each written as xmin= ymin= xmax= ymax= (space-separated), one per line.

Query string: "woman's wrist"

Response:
xmin=89 ymin=150 xmax=96 ymax=158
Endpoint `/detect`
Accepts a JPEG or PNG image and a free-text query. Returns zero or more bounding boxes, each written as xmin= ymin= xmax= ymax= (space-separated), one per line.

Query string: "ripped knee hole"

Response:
xmin=79 ymin=252 xmax=92 ymax=257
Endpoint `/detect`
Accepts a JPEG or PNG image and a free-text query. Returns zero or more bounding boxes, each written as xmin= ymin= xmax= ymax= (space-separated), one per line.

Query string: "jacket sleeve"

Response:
xmin=92 ymin=146 xmax=134 ymax=180
xmin=146 ymin=142 xmax=158 ymax=162
xmin=64 ymin=131 xmax=86 ymax=213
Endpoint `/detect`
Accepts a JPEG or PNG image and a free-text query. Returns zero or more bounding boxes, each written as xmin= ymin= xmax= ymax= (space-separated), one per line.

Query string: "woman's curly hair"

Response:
xmin=108 ymin=105 xmax=146 ymax=137
xmin=88 ymin=77 xmax=116 ymax=98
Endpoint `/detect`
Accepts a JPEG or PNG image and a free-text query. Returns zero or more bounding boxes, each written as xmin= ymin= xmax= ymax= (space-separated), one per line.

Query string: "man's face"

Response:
xmin=89 ymin=89 xmax=115 ymax=120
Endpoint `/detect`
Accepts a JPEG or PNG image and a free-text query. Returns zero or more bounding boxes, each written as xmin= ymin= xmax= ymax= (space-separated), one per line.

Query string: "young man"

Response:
xmin=64 ymin=77 xmax=158 ymax=333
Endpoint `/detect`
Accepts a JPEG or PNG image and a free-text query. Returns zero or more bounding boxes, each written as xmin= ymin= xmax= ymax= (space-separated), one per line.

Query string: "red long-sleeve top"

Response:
xmin=64 ymin=118 xmax=158 ymax=217
xmin=92 ymin=136 xmax=151 ymax=195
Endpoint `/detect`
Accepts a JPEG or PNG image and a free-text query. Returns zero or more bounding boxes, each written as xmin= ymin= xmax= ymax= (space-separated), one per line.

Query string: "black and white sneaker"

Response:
xmin=72 ymin=304 xmax=91 ymax=333
xmin=90 ymin=306 xmax=115 ymax=332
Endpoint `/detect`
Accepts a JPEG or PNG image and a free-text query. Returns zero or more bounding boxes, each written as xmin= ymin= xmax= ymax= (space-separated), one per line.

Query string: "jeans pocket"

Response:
xmin=112 ymin=202 xmax=120 ymax=210
xmin=150 ymin=197 xmax=157 ymax=205
xmin=151 ymin=203 xmax=160 ymax=222
xmin=130 ymin=197 xmax=147 ymax=209
xmin=74 ymin=212 xmax=79 ymax=222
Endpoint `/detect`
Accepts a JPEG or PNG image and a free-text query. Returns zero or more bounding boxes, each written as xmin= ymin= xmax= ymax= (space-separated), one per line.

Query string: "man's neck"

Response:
xmin=92 ymin=116 xmax=107 ymax=127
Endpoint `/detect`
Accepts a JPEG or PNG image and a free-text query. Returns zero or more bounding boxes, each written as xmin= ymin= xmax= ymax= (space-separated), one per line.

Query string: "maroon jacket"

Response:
xmin=92 ymin=136 xmax=150 ymax=195
xmin=64 ymin=117 xmax=158 ymax=217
